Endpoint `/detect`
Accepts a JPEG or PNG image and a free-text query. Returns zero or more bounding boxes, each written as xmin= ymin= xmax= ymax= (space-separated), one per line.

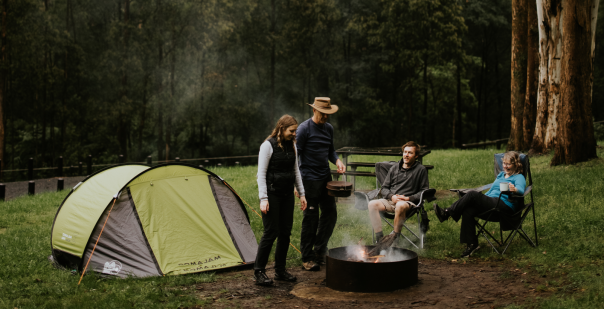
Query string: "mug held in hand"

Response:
xmin=500 ymin=182 xmax=509 ymax=192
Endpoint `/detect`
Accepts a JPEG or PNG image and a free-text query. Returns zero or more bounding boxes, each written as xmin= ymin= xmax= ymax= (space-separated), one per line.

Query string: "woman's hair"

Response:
xmin=266 ymin=114 xmax=298 ymax=148
xmin=503 ymin=151 xmax=523 ymax=175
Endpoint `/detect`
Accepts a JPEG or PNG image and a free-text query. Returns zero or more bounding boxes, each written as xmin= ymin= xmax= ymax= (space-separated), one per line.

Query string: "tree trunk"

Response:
xmin=551 ymin=0 xmax=599 ymax=165
xmin=508 ymin=0 xmax=528 ymax=150
xmin=494 ymin=34 xmax=504 ymax=140
xmin=156 ymin=0 xmax=164 ymax=161
xmin=531 ymin=0 xmax=563 ymax=154
xmin=422 ymin=58 xmax=428 ymax=144
xmin=166 ymin=26 xmax=175 ymax=161
xmin=455 ymin=63 xmax=462 ymax=147
xmin=522 ymin=0 xmax=539 ymax=150
xmin=270 ymin=0 xmax=275 ymax=125
xmin=0 ymin=0 xmax=7 ymax=169
xmin=138 ymin=74 xmax=148 ymax=154
xmin=476 ymin=47 xmax=484 ymax=143
xmin=117 ymin=0 xmax=130 ymax=160
xmin=199 ymin=52 xmax=206 ymax=157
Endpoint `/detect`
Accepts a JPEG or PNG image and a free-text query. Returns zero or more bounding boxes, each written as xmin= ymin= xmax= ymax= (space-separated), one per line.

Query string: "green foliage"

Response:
xmin=2 ymin=0 xmax=511 ymax=175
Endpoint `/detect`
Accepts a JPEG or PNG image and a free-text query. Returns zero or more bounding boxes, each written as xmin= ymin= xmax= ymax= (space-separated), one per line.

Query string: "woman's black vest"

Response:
xmin=266 ymin=137 xmax=296 ymax=194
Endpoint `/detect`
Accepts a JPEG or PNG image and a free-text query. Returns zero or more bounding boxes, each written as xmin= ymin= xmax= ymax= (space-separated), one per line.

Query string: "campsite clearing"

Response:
xmin=1 ymin=145 xmax=604 ymax=308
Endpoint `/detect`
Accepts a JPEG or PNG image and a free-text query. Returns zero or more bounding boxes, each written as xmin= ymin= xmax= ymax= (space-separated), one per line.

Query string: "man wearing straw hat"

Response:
xmin=295 ymin=97 xmax=346 ymax=271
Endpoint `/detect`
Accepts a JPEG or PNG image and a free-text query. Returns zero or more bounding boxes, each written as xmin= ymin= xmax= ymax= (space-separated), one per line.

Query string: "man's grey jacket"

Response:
xmin=377 ymin=161 xmax=429 ymax=204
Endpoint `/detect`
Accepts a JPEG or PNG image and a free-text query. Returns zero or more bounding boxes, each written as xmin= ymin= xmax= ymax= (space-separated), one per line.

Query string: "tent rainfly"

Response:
xmin=50 ymin=163 xmax=258 ymax=278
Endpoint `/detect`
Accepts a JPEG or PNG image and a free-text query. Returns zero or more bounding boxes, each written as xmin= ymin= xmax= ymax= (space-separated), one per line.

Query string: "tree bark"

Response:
xmin=455 ymin=63 xmax=462 ymax=147
xmin=117 ymin=0 xmax=130 ymax=160
xmin=0 ymin=0 xmax=7 ymax=169
xmin=156 ymin=0 xmax=164 ymax=161
xmin=422 ymin=58 xmax=428 ymax=144
xmin=166 ymin=25 xmax=175 ymax=161
xmin=551 ymin=0 xmax=599 ymax=165
xmin=522 ymin=0 xmax=539 ymax=150
xmin=508 ymin=0 xmax=528 ymax=150
xmin=270 ymin=0 xmax=275 ymax=125
xmin=531 ymin=0 xmax=563 ymax=154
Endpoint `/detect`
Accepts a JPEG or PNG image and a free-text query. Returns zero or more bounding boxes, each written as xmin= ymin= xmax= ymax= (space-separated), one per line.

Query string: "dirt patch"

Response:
xmin=435 ymin=190 xmax=456 ymax=200
xmin=1 ymin=176 xmax=86 ymax=201
xmin=189 ymin=258 xmax=552 ymax=308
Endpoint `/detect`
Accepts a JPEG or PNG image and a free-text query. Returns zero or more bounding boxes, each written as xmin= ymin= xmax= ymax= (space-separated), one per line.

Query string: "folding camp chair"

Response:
xmin=450 ymin=153 xmax=537 ymax=254
xmin=355 ymin=161 xmax=436 ymax=249
xmin=375 ymin=188 xmax=436 ymax=249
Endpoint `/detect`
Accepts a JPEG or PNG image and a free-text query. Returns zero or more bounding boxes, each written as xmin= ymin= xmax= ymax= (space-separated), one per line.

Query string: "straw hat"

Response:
xmin=307 ymin=97 xmax=338 ymax=114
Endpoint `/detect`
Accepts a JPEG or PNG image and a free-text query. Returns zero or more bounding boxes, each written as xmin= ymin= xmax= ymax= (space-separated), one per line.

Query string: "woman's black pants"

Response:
xmin=254 ymin=192 xmax=295 ymax=272
xmin=447 ymin=191 xmax=514 ymax=245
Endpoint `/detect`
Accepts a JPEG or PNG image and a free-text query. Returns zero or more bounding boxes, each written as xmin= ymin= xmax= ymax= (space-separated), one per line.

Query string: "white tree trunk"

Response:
xmin=531 ymin=0 xmax=563 ymax=153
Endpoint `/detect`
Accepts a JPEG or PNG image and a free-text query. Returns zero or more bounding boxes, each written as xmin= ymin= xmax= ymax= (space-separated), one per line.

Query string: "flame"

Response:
xmin=374 ymin=258 xmax=380 ymax=263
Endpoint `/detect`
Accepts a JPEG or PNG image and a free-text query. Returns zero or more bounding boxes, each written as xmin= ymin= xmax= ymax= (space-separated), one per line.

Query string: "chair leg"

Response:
xmin=479 ymin=229 xmax=500 ymax=254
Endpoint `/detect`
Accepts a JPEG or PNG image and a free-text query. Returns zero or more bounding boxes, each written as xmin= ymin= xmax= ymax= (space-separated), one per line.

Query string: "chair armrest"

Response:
xmin=522 ymin=185 xmax=532 ymax=197
xmin=449 ymin=183 xmax=492 ymax=195
xmin=417 ymin=188 xmax=436 ymax=206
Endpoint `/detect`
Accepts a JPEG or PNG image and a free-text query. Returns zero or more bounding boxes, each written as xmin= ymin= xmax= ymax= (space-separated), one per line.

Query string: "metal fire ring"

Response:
xmin=326 ymin=246 xmax=418 ymax=293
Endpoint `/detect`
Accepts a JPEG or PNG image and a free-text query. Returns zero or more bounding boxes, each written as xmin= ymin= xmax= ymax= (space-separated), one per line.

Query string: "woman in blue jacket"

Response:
xmin=434 ymin=151 xmax=526 ymax=258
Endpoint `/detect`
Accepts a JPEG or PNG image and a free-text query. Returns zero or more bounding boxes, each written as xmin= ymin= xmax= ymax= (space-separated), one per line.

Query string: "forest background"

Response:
xmin=1 ymin=0 xmax=604 ymax=171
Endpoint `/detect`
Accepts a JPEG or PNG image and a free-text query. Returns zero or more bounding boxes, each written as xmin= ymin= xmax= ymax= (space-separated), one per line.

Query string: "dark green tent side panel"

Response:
xmin=82 ymin=189 xmax=161 ymax=278
xmin=209 ymin=177 xmax=258 ymax=264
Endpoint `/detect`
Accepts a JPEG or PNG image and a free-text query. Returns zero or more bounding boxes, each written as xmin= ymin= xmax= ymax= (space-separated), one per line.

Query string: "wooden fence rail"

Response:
xmin=0 ymin=154 xmax=259 ymax=183
xmin=461 ymin=138 xmax=510 ymax=149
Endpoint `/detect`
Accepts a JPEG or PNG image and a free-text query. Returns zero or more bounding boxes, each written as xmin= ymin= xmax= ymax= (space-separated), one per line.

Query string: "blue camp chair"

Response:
xmin=450 ymin=153 xmax=537 ymax=254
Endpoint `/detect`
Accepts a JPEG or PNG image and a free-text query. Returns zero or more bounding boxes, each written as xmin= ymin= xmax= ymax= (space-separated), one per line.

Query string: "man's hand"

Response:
xmin=392 ymin=194 xmax=410 ymax=203
xmin=300 ymin=196 xmax=308 ymax=211
xmin=294 ymin=187 xmax=300 ymax=198
xmin=260 ymin=200 xmax=269 ymax=214
xmin=336 ymin=159 xmax=346 ymax=174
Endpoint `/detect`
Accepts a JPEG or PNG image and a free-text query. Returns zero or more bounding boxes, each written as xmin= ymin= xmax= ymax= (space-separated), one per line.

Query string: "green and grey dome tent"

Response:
xmin=50 ymin=163 xmax=257 ymax=278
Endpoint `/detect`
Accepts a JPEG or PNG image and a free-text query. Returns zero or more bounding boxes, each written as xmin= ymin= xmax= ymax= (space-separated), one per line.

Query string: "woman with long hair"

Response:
xmin=254 ymin=114 xmax=307 ymax=286
xmin=434 ymin=151 xmax=526 ymax=258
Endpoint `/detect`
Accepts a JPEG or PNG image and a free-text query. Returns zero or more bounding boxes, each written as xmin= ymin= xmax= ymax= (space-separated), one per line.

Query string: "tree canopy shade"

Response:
xmin=0 ymin=0 xmax=603 ymax=172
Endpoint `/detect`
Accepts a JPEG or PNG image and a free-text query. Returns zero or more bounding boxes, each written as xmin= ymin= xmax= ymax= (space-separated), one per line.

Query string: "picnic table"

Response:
xmin=333 ymin=146 xmax=433 ymax=189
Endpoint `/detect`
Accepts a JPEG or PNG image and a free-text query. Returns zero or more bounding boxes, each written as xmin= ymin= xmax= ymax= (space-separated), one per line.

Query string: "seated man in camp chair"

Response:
xmin=367 ymin=141 xmax=430 ymax=249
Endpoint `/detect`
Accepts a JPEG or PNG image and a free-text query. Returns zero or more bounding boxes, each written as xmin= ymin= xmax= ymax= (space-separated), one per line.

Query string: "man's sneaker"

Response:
xmin=302 ymin=261 xmax=320 ymax=271
xmin=460 ymin=243 xmax=480 ymax=258
xmin=274 ymin=270 xmax=297 ymax=282
xmin=434 ymin=204 xmax=450 ymax=223
xmin=254 ymin=270 xmax=274 ymax=286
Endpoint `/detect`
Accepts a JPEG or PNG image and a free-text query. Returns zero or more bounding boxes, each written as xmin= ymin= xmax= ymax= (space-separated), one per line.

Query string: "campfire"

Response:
xmin=345 ymin=245 xmax=408 ymax=263
xmin=325 ymin=245 xmax=418 ymax=293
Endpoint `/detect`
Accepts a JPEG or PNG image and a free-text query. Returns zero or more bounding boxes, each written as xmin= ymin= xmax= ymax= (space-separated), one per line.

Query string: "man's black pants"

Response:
xmin=300 ymin=177 xmax=337 ymax=262
xmin=254 ymin=192 xmax=295 ymax=272
xmin=448 ymin=191 xmax=514 ymax=245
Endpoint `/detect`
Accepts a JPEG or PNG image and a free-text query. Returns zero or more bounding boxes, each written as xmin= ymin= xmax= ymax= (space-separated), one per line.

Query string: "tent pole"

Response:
xmin=78 ymin=198 xmax=118 ymax=285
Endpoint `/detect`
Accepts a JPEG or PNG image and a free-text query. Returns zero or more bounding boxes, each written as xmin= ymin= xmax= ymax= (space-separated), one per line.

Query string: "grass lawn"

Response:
xmin=1 ymin=144 xmax=604 ymax=308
